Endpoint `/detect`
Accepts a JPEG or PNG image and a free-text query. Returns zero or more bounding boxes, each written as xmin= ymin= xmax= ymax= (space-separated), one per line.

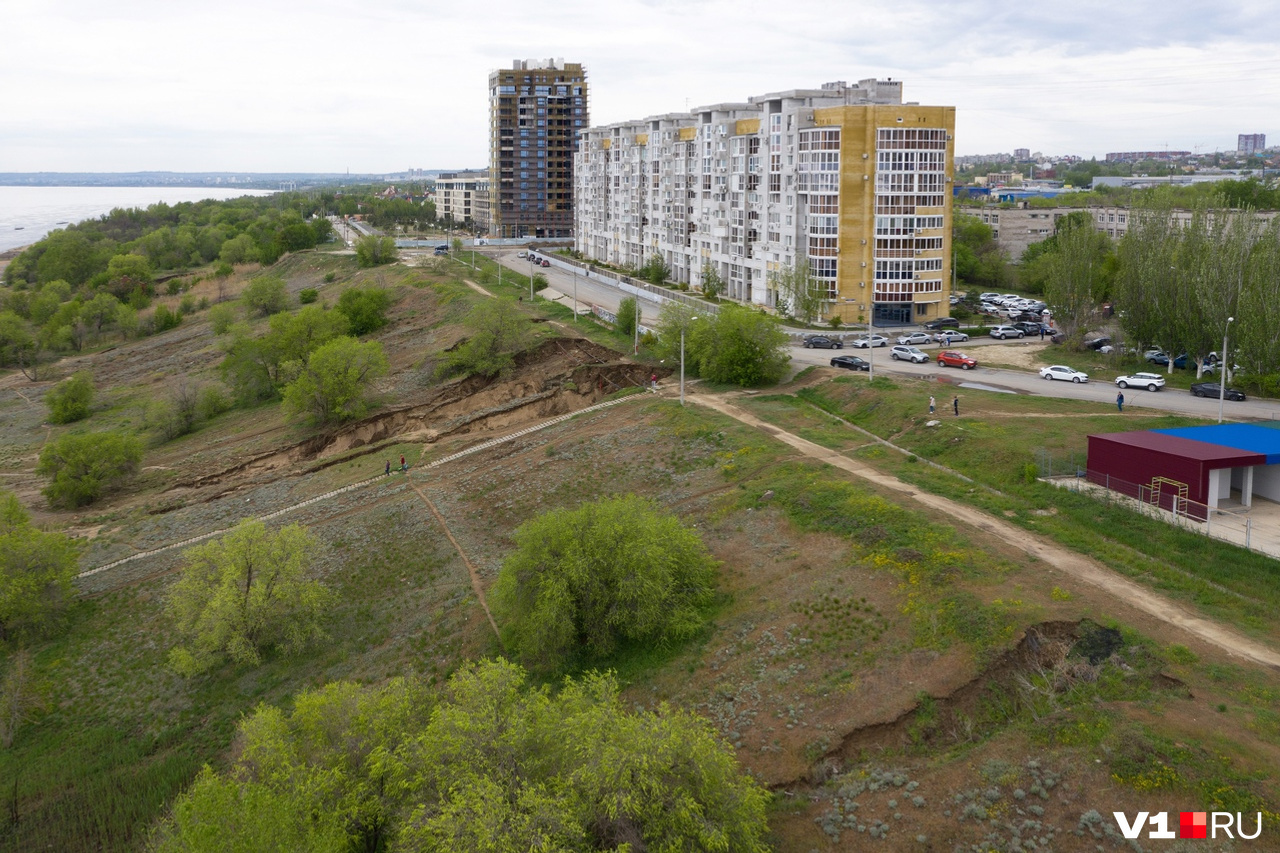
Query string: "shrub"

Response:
xmin=208 ymin=303 xmax=236 ymax=335
xmin=354 ymin=235 xmax=398 ymax=268
xmin=0 ymin=490 xmax=80 ymax=642
xmin=298 ymin=288 xmax=318 ymax=304
xmin=532 ymin=273 xmax=548 ymax=292
xmin=36 ymin=431 xmax=143 ymax=508
xmin=491 ymin=494 xmax=718 ymax=672
xmin=179 ymin=294 xmax=197 ymax=315
xmin=323 ymin=271 xmax=337 ymax=283
xmin=152 ymin=304 xmax=182 ymax=333
xmin=616 ymin=296 xmax=639 ymax=337
xmin=335 ymin=287 xmax=391 ymax=335
xmin=282 ymin=336 xmax=389 ymax=424
xmin=241 ymin=275 xmax=289 ymax=317
xmin=45 ymin=372 xmax=94 ymax=424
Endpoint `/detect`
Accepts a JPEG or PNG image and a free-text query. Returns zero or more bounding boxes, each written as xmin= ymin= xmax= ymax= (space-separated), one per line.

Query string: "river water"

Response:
xmin=0 ymin=186 xmax=276 ymax=253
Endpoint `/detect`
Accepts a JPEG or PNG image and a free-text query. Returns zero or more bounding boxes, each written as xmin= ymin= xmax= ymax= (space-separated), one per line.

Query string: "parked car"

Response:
xmin=1115 ymin=372 xmax=1166 ymax=391
xmin=990 ymin=325 xmax=1026 ymax=340
xmin=433 ymin=245 xmax=449 ymax=256
xmin=1146 ymin=351 xmax=1188 ymax=368
xmin=890 ymin=345 xmax=930 ymax=364
xmin=850 ymin=334 xmax=890 ymax=348
xmin=1083 ymin=336 xmax=1112 ymax=351
xmin=923 ymin=317 xmax=960 ymax=331
xmin=1039 ymin=365 xmax=1089 ymax=383
xmin=932 ymin=330 xmax=970 ymax=343
xmin=1190 ymin=382 xmax=1246 ymax=401
xmin=803 ymin=335 xmax=843 ymax=349
xmin=896 ymin=332 xmax=933 ymax=346
xmin=979 ymin=292 xmax=1001 ymax=302
xmin=936 ymin=350 xmax=977 ymax=370
xmin=830 ymin=355 xmax=870 ymax=371
xmin=540 ymin=258 xmax=551 ymax=267
xmin=1012 ymin=321 xmax=1045 ymax=336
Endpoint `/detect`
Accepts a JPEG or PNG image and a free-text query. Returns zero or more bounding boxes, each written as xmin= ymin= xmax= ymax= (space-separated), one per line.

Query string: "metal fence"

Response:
xmin=1047 ymin=469 xmax=1267 ymax=555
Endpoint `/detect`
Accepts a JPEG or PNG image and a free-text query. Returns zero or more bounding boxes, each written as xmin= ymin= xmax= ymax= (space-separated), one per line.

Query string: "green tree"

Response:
xmin=240 ymin=275 xmax=289 ymax=317
xmin=335 ymin=287 xmax=391 ymax=335
xmin=355 ymin=235 xmax=398 ymax=268
xmin=166 ymin=520 xmax=336 ymax=676
xmin=80 ymin=292 xmax=120 ymax=339
xmin=0 ymin=490 xmax=79 ymax=642
xmin=769 ymin=260 xmax=827 ymax=323
xmin=218 ymin=233 xmax=259 ymax=266
xmin=699 ymin=261 xmax=725 ymax=301
xmin=615 ymin=295 xmax=639 ymax=338
xmin=491 ymin=494 xmax=717 ymax=672
xmin=690 ymin=304 xmax=790 ymax=386
xmin=0 ymin=649 xmax=43 ymax=748
xmin=45 ymin=371 xmax=94 ymax=424
xmin=282 ymin=336 xmax=388 ymax=424
xmin=104 ymin=253 xmax=154 ymax=301
xmin=439 ymin=297 xmax=532 ymax=379
xmin=153 ymin=660 xmax=769 ymax=853
xmin=35 ymin=431 xmax=142 ymax=509
xmin=1041 ymin=212 xmax=1115 ymax=343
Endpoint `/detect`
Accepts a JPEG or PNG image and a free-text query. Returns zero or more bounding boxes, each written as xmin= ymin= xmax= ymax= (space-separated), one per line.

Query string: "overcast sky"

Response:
xmin=3 ymin=0 xmax=1278 ymax=173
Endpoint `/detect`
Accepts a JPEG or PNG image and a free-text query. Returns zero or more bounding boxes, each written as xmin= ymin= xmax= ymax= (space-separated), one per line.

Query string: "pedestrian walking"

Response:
xmin=953 ymin=395 xmax=959 ymax=417
xmin=943 ymin=332 xmax=951 ymax=346
xmin=1039 ymin=326 xmax=1045 ymax=341
xmin=1117 ymin=391 xmax=1124 ymax=412
xmin=929 ymin=395 xmax=936 ymax=415
xmin=651 ymin=373 xmax=658 ymax=390
xmin=400 ymin=455 xmax=406 ymax=471
xmin=385 ymin=460 xmax=391 ymax=476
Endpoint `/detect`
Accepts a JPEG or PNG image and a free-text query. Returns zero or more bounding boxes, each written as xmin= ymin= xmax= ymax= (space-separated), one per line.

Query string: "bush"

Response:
xmin=208 ymin=303 xmax=236 ymax=335
xmin=152 ymin=304 xmax=182 ymax=333
xmin=335 ymin=287 xmax=391 ymax=335
xmin=323 ymin=271 xmax=337 ymax=283
xmin=298 ymin=288 xmax=318 ymax=304
xmin=0 ymin=490 xmax=80 ymax=643
xmin=438 ymin=297 xmax=531 ymax=380
xmin=179 ymin=294 xmax=197 ymax=315
xmin=687 ymin=304 xmax=790 ymax=387
xmin=36 ymin=431 xmax=143 ymax=508
xmin=491 ymin=494 xmax=718 ymax=672
xmin=241 ymin=275 xmax=289 ymax=317
xmin=532 ymin=273 xmax=548 ymax=292
xmin=282 ymin=336 xmax=389 ymax=424
xmin=45 ymin=371 xmax=94 ymax=424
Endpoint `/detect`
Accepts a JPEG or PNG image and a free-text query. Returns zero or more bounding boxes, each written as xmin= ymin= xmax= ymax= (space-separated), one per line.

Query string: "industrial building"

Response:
xmin=488 ymin=58 xmax=588 ymax=239
xmin=1086 ymin=424 xmax=1280 ymax=520
xmin=572 ymin=80 xmax=956 ymax=326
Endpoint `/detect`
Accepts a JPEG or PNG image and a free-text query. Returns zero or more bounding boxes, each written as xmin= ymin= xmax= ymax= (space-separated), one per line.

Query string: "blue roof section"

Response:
xmin=1154 ymin=423 xmax=1280 ymax=464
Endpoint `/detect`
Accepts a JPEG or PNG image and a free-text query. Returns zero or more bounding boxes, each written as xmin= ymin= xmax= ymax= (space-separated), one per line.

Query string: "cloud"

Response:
xmin=1 ymin=0 xmax=1277 ymax=171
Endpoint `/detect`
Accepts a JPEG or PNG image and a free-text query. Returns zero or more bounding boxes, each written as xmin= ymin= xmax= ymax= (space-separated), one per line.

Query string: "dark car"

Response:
xmin=1083 ymin=336 xmax=1112 ymax=351
xmin=922 ymin=317 xmax=960 ymax=331
xmin=433 ymin=245 xmax=449 ymax=255
xmin=803 ymin=335 xmax=843 ymax=349
xmin=830 ymin=355 xmax=870 ymax=371
xmin=1190 ymin=382 xmax=1246 ymax=401
xmin=1012 ymin=321 xmax=1046 ymax=336
xmin=1147 ymin=351 xmax=1189 ymax=369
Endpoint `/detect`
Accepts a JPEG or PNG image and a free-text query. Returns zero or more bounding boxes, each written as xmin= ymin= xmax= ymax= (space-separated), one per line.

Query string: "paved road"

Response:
xmin=482 ymin=248 xmax=1280 ymax=422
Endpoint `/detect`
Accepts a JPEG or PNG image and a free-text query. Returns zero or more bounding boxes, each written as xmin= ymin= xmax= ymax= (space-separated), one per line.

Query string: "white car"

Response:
xmin=932 ymin=330 xmax=969 ymax=343
xmin=850 ymin=334 xmax=890 ymax=348
xmin=896 ymin=332 xmax=933 ymax=346
xmin=1115 ymin=372 xmax=1166 ymax=391
xmin=517 ymin=250 xmax=528 ymax=258
xmin=1040 ymin=365 xmax=1089 ymax=383
xmin=890 ymin=345 xmax=930 ymax=364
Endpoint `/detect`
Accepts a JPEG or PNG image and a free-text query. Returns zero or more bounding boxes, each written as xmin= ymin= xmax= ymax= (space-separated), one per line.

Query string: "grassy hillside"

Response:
xmin=0 ymin=252 xmax=1277 ymax=851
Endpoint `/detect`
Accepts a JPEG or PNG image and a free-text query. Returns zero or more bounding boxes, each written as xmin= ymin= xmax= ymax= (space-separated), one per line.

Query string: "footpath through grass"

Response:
xmin=741 ymin=375 xmax=1280 ymax=641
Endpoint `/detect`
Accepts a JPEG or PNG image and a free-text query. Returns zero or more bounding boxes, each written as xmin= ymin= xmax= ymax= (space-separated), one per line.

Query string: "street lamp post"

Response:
xmin=680 ymin=316 xmax=699 ymax=406
xmin=573 ymin=267 xmax=578 ymax=323
xmin=1219 ymin=316 xmax=1234 ymax=423
xmin=528 ymin=254 xmax=534 ymax=301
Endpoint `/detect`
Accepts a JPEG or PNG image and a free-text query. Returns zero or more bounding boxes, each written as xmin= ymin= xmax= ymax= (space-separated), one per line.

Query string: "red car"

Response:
xmin=540 ymin=259 xmax=551 ymax=267
xmin=936 ymin=350 xmax=977 ymax=370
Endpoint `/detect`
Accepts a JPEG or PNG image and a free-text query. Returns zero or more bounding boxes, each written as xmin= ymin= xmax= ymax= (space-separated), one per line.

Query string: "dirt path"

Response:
xmin=463 ymin=279 xmax=495 ymax=298
xmin=409 ymin=481 xmax=502 ymax=643
xmin=689 ymin=392 xmax=1280 ymax=671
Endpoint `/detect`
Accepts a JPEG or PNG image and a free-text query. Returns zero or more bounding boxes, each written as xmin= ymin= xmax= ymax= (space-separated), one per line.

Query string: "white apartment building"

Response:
xmin=435 ymin=170 xmax=489 ymax=227
xmin=573 ymin=80 xmax=957 ymax=326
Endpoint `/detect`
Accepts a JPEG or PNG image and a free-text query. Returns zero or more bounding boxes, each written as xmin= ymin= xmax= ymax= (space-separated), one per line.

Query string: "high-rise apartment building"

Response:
xmin=574 ymin=80 xmax=956 ymax=325
xmin=1238 ymin=133 xmax=1266 ymax=155
xmin=488 ymin=58 xmax=588 ymax=239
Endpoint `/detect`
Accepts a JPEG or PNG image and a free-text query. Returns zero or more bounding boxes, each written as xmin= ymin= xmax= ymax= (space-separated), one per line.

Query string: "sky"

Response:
xmin=3 ymin=0 xmax=1279 ymax=173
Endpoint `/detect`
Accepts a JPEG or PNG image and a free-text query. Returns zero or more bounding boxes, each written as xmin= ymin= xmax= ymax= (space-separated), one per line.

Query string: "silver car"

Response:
xmin=889 ymin=345 xmax=930 ymax=364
